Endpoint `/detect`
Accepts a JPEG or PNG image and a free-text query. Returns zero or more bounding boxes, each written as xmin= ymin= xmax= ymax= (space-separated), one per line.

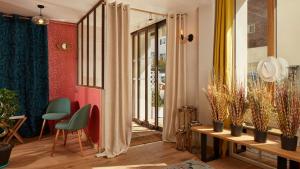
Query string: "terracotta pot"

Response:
xmin=213 ymin=120 xmax=224 ymax=132
xmin=231 ymin=124 xmax=243 ymax=137
xmin=281 ymin=135 xmax=298 ymax=151
xmin=254 ymin=129 xmax=267 ymax=143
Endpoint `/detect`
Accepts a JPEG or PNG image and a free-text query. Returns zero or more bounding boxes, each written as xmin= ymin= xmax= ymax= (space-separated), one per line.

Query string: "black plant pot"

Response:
xmin=281 ymin=135 xmax=298 ymax=151
xmin=254 ymin=129 xmax=267 ymax=143
xmin=231 ymin=124 xmax=243 ymax=137
xmin=0 ymin=143 xmax=13 ymax=168
xmin=213 ymin=120 xmax=224 ymax=132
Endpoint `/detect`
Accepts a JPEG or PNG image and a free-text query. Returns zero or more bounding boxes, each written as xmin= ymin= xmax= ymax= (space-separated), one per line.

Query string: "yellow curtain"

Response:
xmin=213 ymin=0 xmax=234 ymax=128
xmin=213 ymin=0 xmax=234 ymax=89
xmin=213 ymin=0 xmax=234 ymax=157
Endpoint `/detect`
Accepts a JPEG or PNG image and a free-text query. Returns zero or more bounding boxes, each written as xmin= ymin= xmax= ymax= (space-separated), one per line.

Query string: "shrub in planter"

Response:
xmin=248 ymin=82 xmax=273 ymax=143
xmin=0 ymin=88 xmax=19 ymax=127
xmin=0 ymin=88 xmax=18 ymax=167
xmin=275 ymin=83 xmax=300 ymax=151
xmin=228 ymin=85 xmax=248 ymax=136
xmin=204 ymin=80 xmax=228 ymax=132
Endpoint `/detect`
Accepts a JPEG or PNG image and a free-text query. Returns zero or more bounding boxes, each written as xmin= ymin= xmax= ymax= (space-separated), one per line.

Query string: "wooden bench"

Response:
xmin=191 ymin=125 xmax=300 ymax=169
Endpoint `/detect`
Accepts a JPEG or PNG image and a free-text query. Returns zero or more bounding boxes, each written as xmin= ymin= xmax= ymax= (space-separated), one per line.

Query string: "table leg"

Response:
xmin=277 ymin=156 xmax=287 ymax=169
xmin=201 ymin=133 xmax=208 ymax=162
xmin=290 ymin=160 xmax=300 ymax=169
xmin=213 ymin=137 xmax=220 ymax=159
xmin=240 ymin=128 xmax=247 ymax=152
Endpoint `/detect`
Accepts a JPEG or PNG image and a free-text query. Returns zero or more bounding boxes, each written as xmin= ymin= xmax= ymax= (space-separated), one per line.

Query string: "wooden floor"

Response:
xmin=131 ymin=122 xmax=162 ymax=146
xmin=7 ymin=134 xmax=261 ymax=169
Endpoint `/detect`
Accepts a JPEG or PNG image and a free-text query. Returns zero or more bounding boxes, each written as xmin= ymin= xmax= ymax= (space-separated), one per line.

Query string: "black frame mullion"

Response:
xmin=101 ymin=4 xmax=105 ymax=89
xmin=154 ymin=25 xmax=159 ymax=127
xmin=137 ymin=33 xmax=140 ymax=120
xmin=145 ymin=30 xmax=148 ymax=123
xmin=87 ymin=14 xmax=90 ymax=86
xmin=93 ymin=10 xmax=96 ymax=86
xmin=81 ymin=22 xmax=84 ymax=85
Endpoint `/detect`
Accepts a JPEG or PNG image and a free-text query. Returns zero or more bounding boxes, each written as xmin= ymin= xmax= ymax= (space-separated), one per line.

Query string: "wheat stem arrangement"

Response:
xmin=248 ymin=82 xmax=273 ymax=132
xmin=204 ymin=81 xmax=229 ymax=122
xmin=275 ymin=83 xmax=300 ymax=138
xmin=228 ymin=86 xmax=248 ymax=126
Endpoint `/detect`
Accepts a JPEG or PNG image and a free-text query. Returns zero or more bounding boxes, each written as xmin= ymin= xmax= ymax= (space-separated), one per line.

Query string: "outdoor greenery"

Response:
xmin=0 ymin=88 xmax=19 ymax=127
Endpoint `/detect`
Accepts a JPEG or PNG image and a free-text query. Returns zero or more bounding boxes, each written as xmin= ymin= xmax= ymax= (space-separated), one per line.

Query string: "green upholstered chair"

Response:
xmin=39 ymin=98 xmax=71 ymax=140
xmin=51 ymin=104 xmax=91 ymax=156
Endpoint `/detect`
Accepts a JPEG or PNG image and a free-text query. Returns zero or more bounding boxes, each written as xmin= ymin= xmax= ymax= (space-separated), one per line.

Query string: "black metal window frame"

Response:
xmin=131 ymin=20 xmax=166 ymax=131
xmin=77 ymin=0 xmax=105 ymax=89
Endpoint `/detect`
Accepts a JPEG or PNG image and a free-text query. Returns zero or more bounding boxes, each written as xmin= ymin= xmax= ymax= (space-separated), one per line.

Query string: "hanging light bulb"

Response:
xmin=32 ymin=5 xmax=49 ymax=25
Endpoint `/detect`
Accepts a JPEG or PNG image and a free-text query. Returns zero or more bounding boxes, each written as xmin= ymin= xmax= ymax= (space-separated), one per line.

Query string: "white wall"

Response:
xmin=195 ymin=1 xmax=215 ymax=124
xmin=277 ymin=0 xmax=300 ymax=65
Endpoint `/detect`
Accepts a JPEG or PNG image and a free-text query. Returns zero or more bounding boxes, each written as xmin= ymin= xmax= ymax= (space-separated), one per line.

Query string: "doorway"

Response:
xmin=132 ymin=20 xmax=167 ymax=131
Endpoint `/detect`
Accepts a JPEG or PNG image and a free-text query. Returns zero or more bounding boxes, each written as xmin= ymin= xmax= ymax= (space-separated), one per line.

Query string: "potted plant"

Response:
xmin=275 ymin=83 xmax=300 ymax=151
xmin=248 ymin=83 xmax=273 ymax=143
xmin=0 ymin=88 xmax=19 ymax=168
xmin=204 ymin=81 xmax=228 ymax=132
xmin=228 ymin=86 xmax=248 ymax=136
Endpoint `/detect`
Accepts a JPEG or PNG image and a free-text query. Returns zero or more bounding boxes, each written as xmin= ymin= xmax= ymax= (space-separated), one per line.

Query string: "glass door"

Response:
xmin=132 ymin=20 xmax=166 ymax=130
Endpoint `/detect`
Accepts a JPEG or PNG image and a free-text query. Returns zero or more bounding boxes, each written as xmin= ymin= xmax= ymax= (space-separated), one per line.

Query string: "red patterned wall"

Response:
xmin=48 ymin=21 xmax=77 ymax=101
xmin=48 ymin=21 xmax=101 ymax=144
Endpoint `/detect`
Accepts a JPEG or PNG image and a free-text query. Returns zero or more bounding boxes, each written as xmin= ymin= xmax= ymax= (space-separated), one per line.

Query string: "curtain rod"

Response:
xmin=130 ymin=8 xmax=167 ymax=17
xmin=1 ymin=14 xmax=30 ymax=20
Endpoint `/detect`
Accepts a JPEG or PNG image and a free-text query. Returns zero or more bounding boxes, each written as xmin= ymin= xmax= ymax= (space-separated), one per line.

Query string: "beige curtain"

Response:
xmin=163 ymin=14 xmax=187 ymax=142
xmin=96 ymin=2 xmax=132 ymax=158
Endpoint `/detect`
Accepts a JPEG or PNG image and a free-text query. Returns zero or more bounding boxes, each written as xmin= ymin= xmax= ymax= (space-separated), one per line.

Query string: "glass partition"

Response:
xmin=77 ymin=4 xmax=104 ymax=88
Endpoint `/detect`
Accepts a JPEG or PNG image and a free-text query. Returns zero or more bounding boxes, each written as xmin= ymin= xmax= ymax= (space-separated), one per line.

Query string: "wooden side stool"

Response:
xmin=3 ymin=115 xmax=27 ymax=144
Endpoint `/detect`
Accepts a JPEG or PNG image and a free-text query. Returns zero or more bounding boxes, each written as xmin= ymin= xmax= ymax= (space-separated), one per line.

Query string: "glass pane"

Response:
xmin=96 ymin=6 xmax=103 ymax=87
xmin=247 ymin=0 xmax=268 ymax=82
xmin=158 ymin=24 xmax=167 ymax=128
xmin=82 ymin=18 xmax=87 ymax=85
xmin=139 ymin=32 xmax=146 ymax=121
xmin=89 ymin=13 xmax=94 ymax=86
xmin=147 ymin=28 xmax=156 ymax=125
xmin=78 ymin=22 xmax=82 ymax=85
xmin=133 ymin=35 xmax=138 ymax=119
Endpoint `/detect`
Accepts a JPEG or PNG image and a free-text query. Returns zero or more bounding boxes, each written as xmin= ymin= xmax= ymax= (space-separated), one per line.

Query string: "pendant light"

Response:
xmin=32 ymin=5 xmax=49 ymax=25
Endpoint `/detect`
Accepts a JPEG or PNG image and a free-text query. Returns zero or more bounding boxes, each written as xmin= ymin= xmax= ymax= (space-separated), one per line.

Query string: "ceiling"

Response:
xmin=0 ymin=0 xmax=210 ymax=23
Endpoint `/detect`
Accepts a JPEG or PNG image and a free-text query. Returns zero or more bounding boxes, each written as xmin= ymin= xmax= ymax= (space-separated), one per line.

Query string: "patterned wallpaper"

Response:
xmin=48 ymin=21 xmax=77 ymax=101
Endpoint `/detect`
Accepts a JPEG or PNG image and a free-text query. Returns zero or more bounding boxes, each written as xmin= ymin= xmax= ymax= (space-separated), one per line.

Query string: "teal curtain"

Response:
xmin=0 ymin=15 xmax=49 ymax=137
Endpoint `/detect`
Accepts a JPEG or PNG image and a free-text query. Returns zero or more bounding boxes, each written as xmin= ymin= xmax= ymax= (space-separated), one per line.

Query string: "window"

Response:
xmin=236 ymin=0 xmax=276 ymax=127
xmin=77 ymin=3 xmax=104 ymax=88
xmin=132 ymin=20 xmax=166 ymax=130
xmin=247 ymin=0 xmax=270 ymax=82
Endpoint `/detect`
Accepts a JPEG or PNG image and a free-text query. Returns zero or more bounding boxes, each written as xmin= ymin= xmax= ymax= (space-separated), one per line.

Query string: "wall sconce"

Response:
xmin=180 ymin=30 xmax=193 ymax=43
xmin=56 ymin=42 xmax=71 ymax=51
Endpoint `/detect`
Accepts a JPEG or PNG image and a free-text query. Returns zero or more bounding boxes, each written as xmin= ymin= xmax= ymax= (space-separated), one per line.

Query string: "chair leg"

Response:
xmin=64 ymin=131 xmax=68 ymax=146
xmin=62 ymin=130 xmax=65 ymax=139
xmin=51 ymin=129 xmax=60 ymax=157
xmin=77 ymin=130 xmax=84 ymax=156
xmin=39 ymin=119 xmax=46 ymax=140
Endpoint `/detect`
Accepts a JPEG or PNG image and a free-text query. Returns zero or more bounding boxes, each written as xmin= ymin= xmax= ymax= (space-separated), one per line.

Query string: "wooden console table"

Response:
xmin=191 ymin=125 xmax=300 ymax=169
